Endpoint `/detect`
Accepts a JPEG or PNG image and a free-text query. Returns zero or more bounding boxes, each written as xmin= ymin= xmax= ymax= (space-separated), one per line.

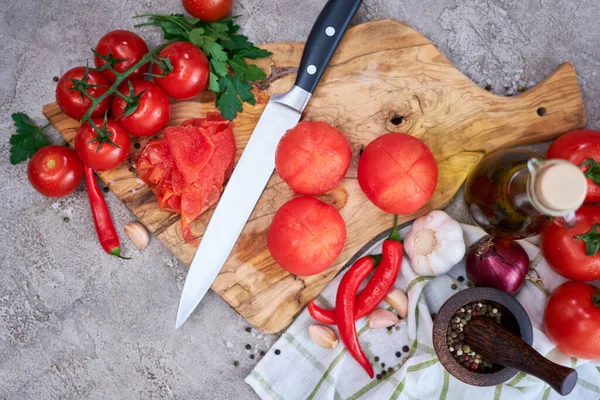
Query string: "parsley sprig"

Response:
xmin=9 ymin=113 xmax=50 ymax=165
xmin=135 ymin=14 xmax=272 ymax=120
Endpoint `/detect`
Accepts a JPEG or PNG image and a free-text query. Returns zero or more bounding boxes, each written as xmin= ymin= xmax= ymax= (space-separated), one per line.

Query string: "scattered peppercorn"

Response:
xmin=129 ymin=167 xmax=136 ymax=173
xmin=103 ymin=187 xmax=109 ymax=193
xmin=387 ymin=367 xmax=394 ymax=373
xmin=63 ymin=217 xmax=70 ymax=223
xmin=381 ymin=370 xmax=387 ymax=376
xmin=245 ymin=344 xmax=251 ymax=350
xmin=457 ymin=276 xmax=465 ymax=282
xmin=53 ymin=76 xmax=59 ymax=82
xmin=395 ymin=351 xmax=401 ymax=357
xmin=381 ymin=363 xmax=385 ymax=368
xmin=274 ymin=349 xmax=281 ymax=355
xmin=245 ymin=327 xmax=251 ymax=333
xmin=233 ymin=361 xmax=239 ymax=367
xmin=467 ymin=281 xmax=474 ymax=287
xmin=451 ymin=283 xmax=458 ymax=290
xmin=260 ymin=351 xmax=265 ymax=356
xmin=134 ymin=143 xmax=141 ymax=149
xmin=376 ymin=374 xmax=382 ymax=380
xmin=374 ymin=356 xmax=380 ymax=362
xmin=402 ymin=345 xmax=409 ymax=353
xmin=484 ymin=84 xmax=492 ymax=91
xmin=250 ymin=354 xmax=255 ymax=360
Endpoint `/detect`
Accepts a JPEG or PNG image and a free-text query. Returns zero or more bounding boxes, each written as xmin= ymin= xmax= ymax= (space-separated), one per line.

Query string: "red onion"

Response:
xmin=466 ymin=236 xmax=530 ymax=295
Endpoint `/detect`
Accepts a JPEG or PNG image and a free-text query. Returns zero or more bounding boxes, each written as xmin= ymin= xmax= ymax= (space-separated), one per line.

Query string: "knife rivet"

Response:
xmin=326 ymin=26 xmax=336 ymax=36
xmin=307 ymin=65 xmax=317 ymax=75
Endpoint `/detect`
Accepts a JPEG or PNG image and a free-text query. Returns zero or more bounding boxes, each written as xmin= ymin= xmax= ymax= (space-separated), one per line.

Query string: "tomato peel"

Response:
xmin=137 ymin=114 xmax=235 ymax=242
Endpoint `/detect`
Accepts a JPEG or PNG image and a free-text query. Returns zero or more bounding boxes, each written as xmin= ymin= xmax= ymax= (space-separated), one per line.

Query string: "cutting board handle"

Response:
xmin=296 ymin=0 xmax=363 ymax=93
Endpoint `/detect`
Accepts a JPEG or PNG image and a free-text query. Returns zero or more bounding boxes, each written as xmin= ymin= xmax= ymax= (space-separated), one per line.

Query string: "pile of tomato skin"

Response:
xmin=539 ymin=129 xmax=600 ymax=360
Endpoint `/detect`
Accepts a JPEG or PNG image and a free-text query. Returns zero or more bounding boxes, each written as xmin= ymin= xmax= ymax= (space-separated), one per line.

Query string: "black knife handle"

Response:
xmin=295 ymin=0 xmax=363 ymax=94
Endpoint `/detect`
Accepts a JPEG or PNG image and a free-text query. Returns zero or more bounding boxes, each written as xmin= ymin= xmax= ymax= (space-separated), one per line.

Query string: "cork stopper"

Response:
xmin=534 ymin=162 xmax=587 ymax=213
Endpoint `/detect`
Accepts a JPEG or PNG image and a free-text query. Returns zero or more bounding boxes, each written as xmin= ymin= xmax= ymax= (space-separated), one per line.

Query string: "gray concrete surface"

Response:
xmin=1 ymin=0 xmax=599 ymax=399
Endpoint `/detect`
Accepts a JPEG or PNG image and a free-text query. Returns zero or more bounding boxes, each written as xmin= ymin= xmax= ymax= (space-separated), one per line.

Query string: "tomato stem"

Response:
xmin=574 ymin=223 xmax=600 ymax=256
xmin=593 ymin=289 xmax=600 ymax=308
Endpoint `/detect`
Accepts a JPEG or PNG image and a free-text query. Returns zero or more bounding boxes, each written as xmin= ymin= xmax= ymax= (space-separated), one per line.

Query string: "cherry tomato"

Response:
xmin=540 ymin=205 xmax=600 ymax=281
xmin=268 ymin=196 xmax=346 ymax=276
xmin=547 ymin=129 xmax=600 ymax=203
xmin=75 ymin=118 xmax=131 ymax=171
xmin=543 ymin=281 xmax=600 ymax=359
xmin=94 ymin=30 xmax=149 ymax=82
xmin=55 ymin=67 xmax=112 ymax=121
xmin=358 ymin=133 xmax=438 ymax=214
xmin=182 ymin=0 xmax=233 ymax=22
xmin=111 ymin=80 xmax=171 ymax=137
xmin=27 ymin=146 xmax=84 ymax=197
xmin=152 ymin=42 xmax=209 ymax=100
xmin=276 ymin=121 xmax=351 ymax=195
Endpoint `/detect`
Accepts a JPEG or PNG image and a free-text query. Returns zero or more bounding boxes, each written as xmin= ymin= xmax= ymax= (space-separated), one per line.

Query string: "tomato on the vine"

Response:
xmin=75 ymin=118 xmax=131 ymax=171
xmin=55 ymin=67 xmax=112 ymax=121
xmin=27 ymin=146 xmax=83 ymax=197
xmin=182 ymin=0 xmax=233 ymax=22
xmin=94 ymin=30 xmax=149 ymax=82
xmin=543 ymin=281 xmax=600 ymax=359
xmin=112 ymin=80 xmax=171 ymax=137
xmin=152 ymin=42 xmax=209 ymax=100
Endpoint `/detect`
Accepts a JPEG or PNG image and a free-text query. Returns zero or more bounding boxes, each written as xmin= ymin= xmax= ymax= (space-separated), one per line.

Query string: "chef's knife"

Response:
xmin=176 ymin=0 xmax=363 ymax=328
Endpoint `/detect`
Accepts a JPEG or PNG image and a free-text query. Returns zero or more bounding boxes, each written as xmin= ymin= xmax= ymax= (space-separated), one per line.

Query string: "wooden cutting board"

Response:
xmin=43 ymin=19 xmax=586 ymax=333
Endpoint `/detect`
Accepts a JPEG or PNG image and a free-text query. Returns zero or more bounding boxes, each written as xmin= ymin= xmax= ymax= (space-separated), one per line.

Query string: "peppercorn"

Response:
xmin=245 ymin=327 xmax=251 ymax=333
xmin=274 ymin=349 xmax=281 ymax=355
xmin=451 ymin=283 xmax=458 ymax=290
xmin=402 ymin=345 xmax=409 ymax=353
xmin=395 ymin=351 xmax=401 ymax=357
xmin=376 ymin=374 xmax=382 ymax=380
xmin=374 ymin=356 xmax=380 ymax=362
xmin=245 ymin=344 xmax=251 ymax=350
xmin=457 ymin=276 xmax=465 ymax=282
xmin=250 ymin=354 xmax=255 ymax=360
xmin=233 ymin=361 xmax=239 ymax=367
xmin=260 ymin=351 xmax=265 ymax=357
xmin=388 ymin=367 xmax=394 ymax=373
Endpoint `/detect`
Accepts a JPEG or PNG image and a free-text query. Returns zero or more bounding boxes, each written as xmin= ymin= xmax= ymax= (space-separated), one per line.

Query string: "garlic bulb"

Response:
xmin=404 ymin=210 xmax=465 ymax=276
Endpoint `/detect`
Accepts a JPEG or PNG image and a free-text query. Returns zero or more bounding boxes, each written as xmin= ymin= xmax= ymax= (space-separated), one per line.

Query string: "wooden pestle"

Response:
xmin=463 ymin=317 xmax=577 ymax=396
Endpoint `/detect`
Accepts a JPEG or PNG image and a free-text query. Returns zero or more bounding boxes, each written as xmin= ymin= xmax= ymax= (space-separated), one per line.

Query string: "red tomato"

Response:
xmin=541 ymin=205 xmax=600 ymax=281
xmin=275 ymin=121 xmax=351 ymax=195
xmin=75 ymin=118 xmax=131 ymax=171
xmin=543 ymin=281 xmax=600 ymax=359
xmin=27 ymin=146 xmax=83 ymax=197
xmin=268 ymin=196 xmax=346 ymax=276
xmin=152 ymin=42 xmax=209 ymax=100
xmin=182 ymin=0 xmax=233 ymax=22
xmin=55 ymin=67 xmax=112 ymax=120
xmin=93 ymin=30 xmax=149 ymax=82
xmin=111 ymin=80 xmax=171 ymax=137
xmin=358 ymin=133 xmax=438 ymax=214
xmin=547 ymin=129 xmax=600 ymax=203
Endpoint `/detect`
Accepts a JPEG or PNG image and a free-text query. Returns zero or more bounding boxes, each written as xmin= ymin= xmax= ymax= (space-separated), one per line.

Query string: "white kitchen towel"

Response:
xmin=245 ymin=224 xmax=600 ymax=400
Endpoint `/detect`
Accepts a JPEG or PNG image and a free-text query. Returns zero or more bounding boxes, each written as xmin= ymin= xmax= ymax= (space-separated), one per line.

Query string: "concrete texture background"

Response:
xmin=1 ymin=0 xmax=599 ymax=399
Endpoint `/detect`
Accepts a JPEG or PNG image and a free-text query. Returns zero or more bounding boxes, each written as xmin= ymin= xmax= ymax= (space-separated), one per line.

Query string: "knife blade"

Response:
xmin=176 ymin=0 xmax=363 ymax=328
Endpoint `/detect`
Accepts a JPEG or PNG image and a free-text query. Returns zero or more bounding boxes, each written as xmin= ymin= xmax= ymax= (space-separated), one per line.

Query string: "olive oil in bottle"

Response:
xmin=464 ymin=149 xmax=587 ymax=239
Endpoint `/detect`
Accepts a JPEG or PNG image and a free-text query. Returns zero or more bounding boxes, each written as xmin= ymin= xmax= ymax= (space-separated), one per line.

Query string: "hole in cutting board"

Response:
xmin=537 ymin=107 xmax=547 ymax=116
xmin=391 ymin=115 xmax=404 ymax=125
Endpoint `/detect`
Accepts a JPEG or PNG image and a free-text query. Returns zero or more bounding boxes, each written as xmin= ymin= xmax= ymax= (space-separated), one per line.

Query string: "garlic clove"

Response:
xmin=308 ymin=324 xmax=338 ymax=349
xmin=367 ymin=309 xmax=400 ymax=329
xmin=385 ymin=288 xmax=409 ymax=319
xmin=124 ymin=221 xmax=150 ymax=251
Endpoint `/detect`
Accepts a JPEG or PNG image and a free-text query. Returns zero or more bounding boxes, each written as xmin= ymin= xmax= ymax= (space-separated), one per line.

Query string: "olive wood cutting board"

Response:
xmin=42 ymin=19 xmax=586 ymax=333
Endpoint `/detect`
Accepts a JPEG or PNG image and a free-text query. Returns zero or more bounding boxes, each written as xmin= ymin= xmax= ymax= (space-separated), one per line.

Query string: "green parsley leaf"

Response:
xmin=9 ymin=113 xmax=49 ymax=165
xmin=136 ymin=13 xmax=272 ymax=120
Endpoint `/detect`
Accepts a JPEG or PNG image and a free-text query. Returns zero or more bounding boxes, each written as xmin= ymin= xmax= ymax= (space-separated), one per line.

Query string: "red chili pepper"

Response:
xmin=84 ymin=165 xmax=127 ymax=258
xmin=335 ymin=256 xmax=375 ymax=378
xmin=309 ymin=216 xmax=402 ymax=324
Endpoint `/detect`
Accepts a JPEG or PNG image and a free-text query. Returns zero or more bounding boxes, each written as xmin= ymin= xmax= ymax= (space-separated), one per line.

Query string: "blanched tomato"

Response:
xmin=182 ymin=0 xmax=233 ymax=22
xmin=152 ymin=42 xmax=209 ymax=100
xmin=268 ymin=196 xmax=346 ymax=276
xmin=275 ymin=121 xmax=351 ymax=195
xmin=94 ymin=30 xmax=149 ymax=82
xmin=27 ymin=146 xmax=83 ymax=197
xmin=75 ymin=118 xmax=130 ymax=171
xmin=358 ymin=133 xmax=438 ymax=214
xmin=55 ymin=67 xmax=112 ymax=120
xmin=112 ymin=80 xmax=171 ymax=137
